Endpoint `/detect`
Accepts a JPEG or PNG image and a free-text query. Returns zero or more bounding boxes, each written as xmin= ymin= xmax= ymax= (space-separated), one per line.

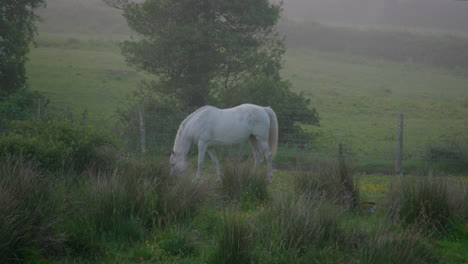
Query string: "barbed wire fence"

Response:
xmin=131 ymin=104 xmax=467 ymax=175
xmin=32 ymin=99 xmax=467 ymax=174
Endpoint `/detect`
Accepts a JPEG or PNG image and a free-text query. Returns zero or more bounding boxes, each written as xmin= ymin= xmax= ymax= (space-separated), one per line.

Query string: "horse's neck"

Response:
xmin=173 ymin=128 xmax=191 ymax=157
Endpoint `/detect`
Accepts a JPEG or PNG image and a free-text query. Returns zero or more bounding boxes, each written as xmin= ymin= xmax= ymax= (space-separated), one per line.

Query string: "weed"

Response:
xmin=209 ymin=206 xmax=252 ymax=264
xmin=257 ymin=194 xmax=343 ymax=256
xmin=0 ymin=158 xmax=59 ymax=263
xmin=357 ymin=222 xmax=435 ymax=264
xmin=388 ymin=175 xmax=466 ymax=235
xmin=218 ymin=157 xmax=270 ymax=207
xmin=294 ymin=158 xmax=359 ymax=210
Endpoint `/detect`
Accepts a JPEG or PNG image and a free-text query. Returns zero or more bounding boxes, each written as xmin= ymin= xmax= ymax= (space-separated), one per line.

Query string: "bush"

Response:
xmin=0 ymin=90 xmax=46 ymax=129
xmin=0 ymin=158 xmax=58 ymax=263
xmin=388 ymin=175 xmax=466 ymax=235
xmin=0 ymin=119 xmax=116 ymax=171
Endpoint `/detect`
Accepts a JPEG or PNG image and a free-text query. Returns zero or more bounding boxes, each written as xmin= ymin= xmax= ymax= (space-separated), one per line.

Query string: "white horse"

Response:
xmin=170 ymin=103 xmax=278 ymax=183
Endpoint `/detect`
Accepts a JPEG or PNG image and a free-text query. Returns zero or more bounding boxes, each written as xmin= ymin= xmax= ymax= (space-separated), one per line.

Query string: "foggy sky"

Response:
xmin=281 ymin=0 xmax=468 ymax=32
xmin=38 ymin=0 xmax=468 ymax=35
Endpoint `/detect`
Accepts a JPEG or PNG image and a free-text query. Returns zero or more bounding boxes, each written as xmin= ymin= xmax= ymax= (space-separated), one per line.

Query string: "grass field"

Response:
xmin=1 ymin=155 xmax=466 ymax=263
xmin=27 ymin=35 xmax=142 ymax=119
xmin=26 ymin=34 xmax=468 ymax=173
xmin=2 ymin=1 xmax=466 ymax=263
xmin=26 ymin=0 xmax=468 ymax=172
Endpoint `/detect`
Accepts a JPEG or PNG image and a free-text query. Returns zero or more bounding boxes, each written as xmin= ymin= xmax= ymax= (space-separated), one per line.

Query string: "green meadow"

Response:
xmin=27 ymin=35 xmax=468 ymax=172
xmin=1 ymin=1 xmax=465 ymax=263
xmin=24 ymin=0 xmax=467 ymax=172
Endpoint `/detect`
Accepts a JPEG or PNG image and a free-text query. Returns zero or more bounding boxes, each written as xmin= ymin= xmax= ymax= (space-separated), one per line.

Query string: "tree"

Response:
xmin=0 ymin=0 xmax=46 ymax=97
xmin=107 ymin=0 xmax=319 ymax=147
xmin=112 ymin=0 xmax=283 ymax=107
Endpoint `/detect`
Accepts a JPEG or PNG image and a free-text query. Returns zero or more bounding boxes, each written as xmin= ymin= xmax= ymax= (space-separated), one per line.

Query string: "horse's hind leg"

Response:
xmin=258 ymin=139 xmax=273 ymax=183
xmin=207 ymin=148 xmax=223 ymax=181
xmin=194 ymin=142 xmax=207 ymax=182
xmin=249 ymin=136 xmax=262 ymax=176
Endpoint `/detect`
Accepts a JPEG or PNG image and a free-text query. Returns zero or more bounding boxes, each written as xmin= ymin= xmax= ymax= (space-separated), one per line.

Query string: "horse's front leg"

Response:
xmin=207 ymin=148 xmax=223 ymax=181
xmin=194 ymin=142 xmax=207 ymax=182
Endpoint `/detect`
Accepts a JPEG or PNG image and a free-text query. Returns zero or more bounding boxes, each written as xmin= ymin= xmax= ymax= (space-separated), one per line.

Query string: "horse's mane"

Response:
xmin=173 ymin=106 xmax=210 ymax=151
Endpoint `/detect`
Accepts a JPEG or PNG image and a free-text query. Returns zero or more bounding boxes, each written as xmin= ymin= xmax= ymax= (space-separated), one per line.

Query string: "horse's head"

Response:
xmin=170 ymin=150 xmax=187 ymax=176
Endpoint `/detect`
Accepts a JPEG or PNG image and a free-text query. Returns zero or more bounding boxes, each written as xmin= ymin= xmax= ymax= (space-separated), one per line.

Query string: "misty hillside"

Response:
xmin=282 ymin=0 xmax=468 ymax=33
xmin=37 ymin=0 xmax=130 ymax=36
xmin=36 ymin=0 xmax=468 ymax=71
xmin=38 ymin=0 xmax=468 ymax=36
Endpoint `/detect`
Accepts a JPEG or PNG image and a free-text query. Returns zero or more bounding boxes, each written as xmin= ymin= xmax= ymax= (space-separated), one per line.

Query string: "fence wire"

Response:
xmin=29 ymin=101 xmax=468 ymax=174
xmin=125 ymin=106 xmax=467 ymax=174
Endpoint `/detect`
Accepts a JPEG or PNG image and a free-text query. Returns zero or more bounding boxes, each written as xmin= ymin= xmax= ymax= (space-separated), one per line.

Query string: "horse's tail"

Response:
xmin=264 ymin=107 xmax=278 ymax=157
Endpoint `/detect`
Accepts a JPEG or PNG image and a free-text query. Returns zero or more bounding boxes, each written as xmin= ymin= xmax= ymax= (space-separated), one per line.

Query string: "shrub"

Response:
xmin=0 ymin=90 xmax=45 ymax=129
xmin=0 ymin=158 xmax=58 ymax=263
xmin=0 ymin=119 xmax=116 ymax=171
xmin=388 ymin=175 xmax=466 ymax=235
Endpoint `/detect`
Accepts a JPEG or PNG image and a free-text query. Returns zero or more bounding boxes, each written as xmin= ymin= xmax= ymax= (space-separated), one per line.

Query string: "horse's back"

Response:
xmin=188 ymin=104 xmax=270 ymax=145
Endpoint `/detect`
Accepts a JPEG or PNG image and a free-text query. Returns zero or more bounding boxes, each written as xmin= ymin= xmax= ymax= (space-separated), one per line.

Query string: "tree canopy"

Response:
xmin=119 ymin=0 xmax=284 ymax=108
xmin=107 ymin=0 xmax=319 ymax=146
xmin=0 ymin=0 xmax=46 ymax=97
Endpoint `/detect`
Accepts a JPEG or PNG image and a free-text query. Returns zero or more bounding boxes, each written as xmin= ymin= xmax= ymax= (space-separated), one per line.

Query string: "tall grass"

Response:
xmin=218 ymin=156 xmax=269 ymax=206
xmin=257 ymin=194 xmax=343 ymax=257
xmin=294 ymin=158 xmax=359 ymax=210
xmin=209 ymin=206 xmax=252 ymax=264
xmin=388 ymin=175 xmax=466 ymax=235
xmin=64 ymin=157 xmax=211 ymax=243
xmin=0 ymin=158 xmax=58 ymax=263
xmin=357 ymin=221 xmax=435 ymax=264
xmin=1 ymin=153 xmax=464 ymax=263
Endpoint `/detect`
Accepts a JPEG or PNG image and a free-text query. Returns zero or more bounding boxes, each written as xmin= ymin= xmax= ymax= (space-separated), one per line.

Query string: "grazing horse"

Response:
xmin=169 ymin=104 xmax=278 ymax=183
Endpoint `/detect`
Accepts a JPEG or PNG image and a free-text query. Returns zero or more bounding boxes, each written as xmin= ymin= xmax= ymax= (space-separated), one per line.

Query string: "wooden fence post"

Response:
xmin=138 ymin=104 xmax=147 ymax=153
xmin=395 ymin=113 xmax=403 ymax=175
